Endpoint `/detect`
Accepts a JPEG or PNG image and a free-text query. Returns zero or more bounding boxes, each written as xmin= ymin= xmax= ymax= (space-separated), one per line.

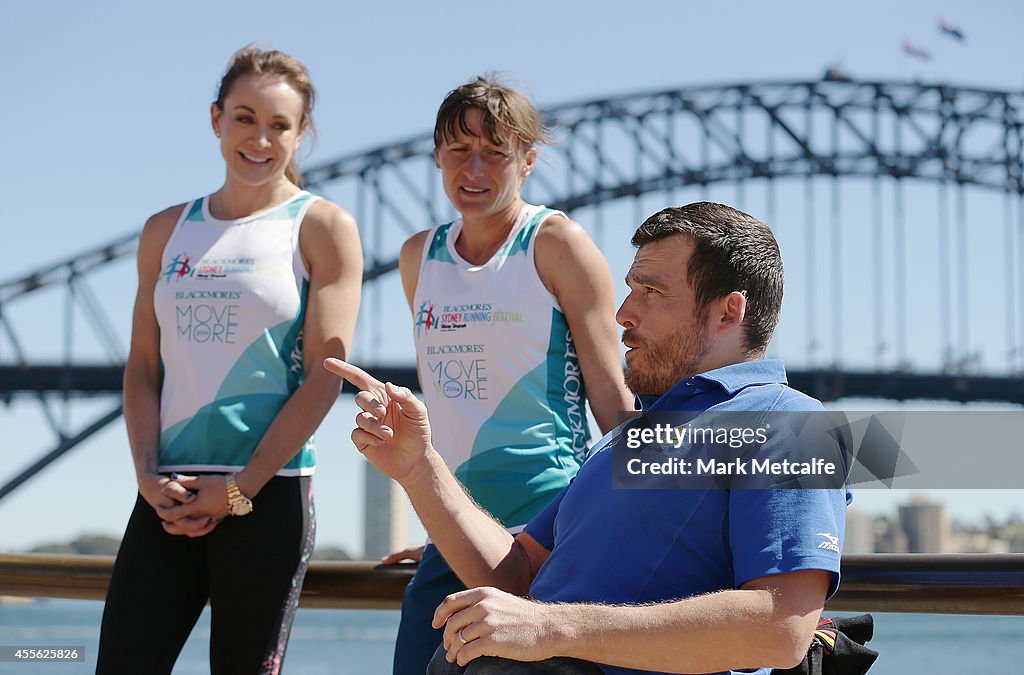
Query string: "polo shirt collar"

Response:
xmin=693 ymin=358 xmax=788 ymax=394
xmin=641 ymin=358 xmax=788 ymax=407
xmin=634 ymin=360 xmax=788 ymax=412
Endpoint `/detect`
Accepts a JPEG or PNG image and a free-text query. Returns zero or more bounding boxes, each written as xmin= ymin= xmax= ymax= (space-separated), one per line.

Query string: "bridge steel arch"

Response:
xmin=2 ymin=79 xmax=1023 ymax=500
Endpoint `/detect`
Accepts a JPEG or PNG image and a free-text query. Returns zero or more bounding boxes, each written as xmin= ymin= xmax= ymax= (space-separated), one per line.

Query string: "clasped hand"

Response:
xmin=139 ymin=473 xmax=227 ymax=538
xmin=433 ymin=587 xmax=558 ymax=666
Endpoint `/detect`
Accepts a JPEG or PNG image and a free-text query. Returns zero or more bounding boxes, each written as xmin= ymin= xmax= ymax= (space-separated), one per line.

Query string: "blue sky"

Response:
xmin=2 ymin=1 xmax=1023 ymax=556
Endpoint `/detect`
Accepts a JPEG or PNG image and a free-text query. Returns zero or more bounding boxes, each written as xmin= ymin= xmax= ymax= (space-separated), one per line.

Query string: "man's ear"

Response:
xmin=716 ymin=291 xmax=747 ymax=331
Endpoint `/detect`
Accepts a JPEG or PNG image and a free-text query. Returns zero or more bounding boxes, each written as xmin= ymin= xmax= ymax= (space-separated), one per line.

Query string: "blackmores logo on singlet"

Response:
xmin=437 ymin=303 xmax=493 ymax=332
xmin=562 ymin=329 xmax=588 ymax=461
xmin=289 ymin=330 xmax=304 ymax=375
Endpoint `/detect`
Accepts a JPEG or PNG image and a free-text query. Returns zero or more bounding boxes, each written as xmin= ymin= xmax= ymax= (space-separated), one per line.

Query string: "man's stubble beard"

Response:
xmin=623 ymin=324 xmax=712 ymax=397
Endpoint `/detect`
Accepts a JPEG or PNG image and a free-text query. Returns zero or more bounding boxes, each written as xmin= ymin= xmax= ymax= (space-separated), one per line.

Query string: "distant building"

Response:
xmin=999 ymin=521 xmax=1024 ymax=553
xmin=843 ymin=508 xmax=874 ymax=554
xmin=874 ymin=515 xmax=908 ymax=554
xmin=898 ymin=494 xmax=949 ymax=553
xmin=859 ymin=501 xmax=1018 ymax=553
xmin=363 ymin=462 xmax=410 ymax=560
xmin=949 ymin=528 xmax=1004 ymax=553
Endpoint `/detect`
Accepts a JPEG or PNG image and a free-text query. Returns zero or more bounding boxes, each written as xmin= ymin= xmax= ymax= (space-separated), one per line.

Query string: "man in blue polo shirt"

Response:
xmin=327 ymin=201 xmax=850 ymax=675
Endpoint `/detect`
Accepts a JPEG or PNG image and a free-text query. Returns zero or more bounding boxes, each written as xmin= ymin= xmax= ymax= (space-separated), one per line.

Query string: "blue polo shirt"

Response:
xmin=523 ymin=359 xmax=850 ymax=675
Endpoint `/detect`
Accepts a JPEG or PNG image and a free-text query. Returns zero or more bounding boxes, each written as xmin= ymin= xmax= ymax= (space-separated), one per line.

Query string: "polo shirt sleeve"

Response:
xmin=523 ymin=484 xmax=569 ymax=552
xmin=724 ymin=386 xmax=851 ymax=598
xmin=730 ymin=487 xmax=848 ymax=598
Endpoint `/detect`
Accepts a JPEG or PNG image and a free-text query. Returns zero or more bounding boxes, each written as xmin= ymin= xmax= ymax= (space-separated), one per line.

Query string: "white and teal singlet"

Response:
xmin=413 ymin=203 xmax=591 ymax=529
xmin=153 ymin=191 xmax=320 ymax=476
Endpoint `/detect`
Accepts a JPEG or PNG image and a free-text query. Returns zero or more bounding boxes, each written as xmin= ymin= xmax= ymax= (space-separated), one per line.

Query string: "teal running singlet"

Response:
xmin=153 ymin=192 xmax=319 ymax=475
xmin=413 ymin=203 xmax=591 ymax=529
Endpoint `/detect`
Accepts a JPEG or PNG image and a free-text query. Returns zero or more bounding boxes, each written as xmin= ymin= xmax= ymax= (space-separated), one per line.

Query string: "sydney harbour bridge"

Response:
xmin=2 ymin=78 xmax=1023 ymax=502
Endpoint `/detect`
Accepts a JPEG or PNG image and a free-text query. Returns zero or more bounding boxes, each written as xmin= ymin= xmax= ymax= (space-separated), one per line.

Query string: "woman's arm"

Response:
xmin=398 ymin=230 xmax=428 ymax=312
xmin=535 ymin=216 xmax=634 ymax=433
xmin=123 ymin=205 xmax=201 ymax=519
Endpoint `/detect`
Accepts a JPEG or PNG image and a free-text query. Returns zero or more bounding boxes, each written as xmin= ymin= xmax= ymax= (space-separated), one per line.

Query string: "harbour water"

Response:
xmin=1 ymin=599 xmax=1023 ymax=673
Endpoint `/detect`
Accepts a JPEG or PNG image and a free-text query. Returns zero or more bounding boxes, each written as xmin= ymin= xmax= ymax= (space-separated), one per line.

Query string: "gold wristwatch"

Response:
xmin=225 ymin=474 xmax=254 ymax=516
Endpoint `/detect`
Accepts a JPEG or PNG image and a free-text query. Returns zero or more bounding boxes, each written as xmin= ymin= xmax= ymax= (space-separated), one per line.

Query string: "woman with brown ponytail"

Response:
xmin=96 ymin=45 xmax=362 ymax=675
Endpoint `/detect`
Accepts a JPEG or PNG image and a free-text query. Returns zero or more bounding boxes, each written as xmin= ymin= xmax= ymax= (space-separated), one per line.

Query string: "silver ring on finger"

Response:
xmin=457 ymin=628 xmax=469 ymax=645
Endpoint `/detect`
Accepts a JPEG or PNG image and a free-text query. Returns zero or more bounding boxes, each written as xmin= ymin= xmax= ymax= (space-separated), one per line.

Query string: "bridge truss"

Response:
xmin=2 ymin=79 xmax=1023 ymax=500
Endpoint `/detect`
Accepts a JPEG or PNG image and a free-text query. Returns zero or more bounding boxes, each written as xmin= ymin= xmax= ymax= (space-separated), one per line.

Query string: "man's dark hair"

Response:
xmin=631 ymin=202 xmax=784 ymax=356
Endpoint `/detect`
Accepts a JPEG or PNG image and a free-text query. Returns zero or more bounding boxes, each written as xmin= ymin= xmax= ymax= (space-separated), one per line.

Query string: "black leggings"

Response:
xmin=96 ymin=475 xmax=315 ymax=675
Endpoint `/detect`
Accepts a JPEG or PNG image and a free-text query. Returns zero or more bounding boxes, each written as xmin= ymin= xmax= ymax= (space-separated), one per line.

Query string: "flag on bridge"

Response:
xmin=938 ymin=18 xmax=966 ymax=42
xmin=902 ymin=38 xmax=931 ymax=60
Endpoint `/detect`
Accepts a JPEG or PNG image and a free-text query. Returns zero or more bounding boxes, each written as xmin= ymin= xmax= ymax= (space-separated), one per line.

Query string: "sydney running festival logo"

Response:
xmin=162 ymin=254 xmax=262 ymax=283
xmin=415 ymin=301 xmax=436 ymax=337
xmin=162 ymin=253 xmax=194 ymax=283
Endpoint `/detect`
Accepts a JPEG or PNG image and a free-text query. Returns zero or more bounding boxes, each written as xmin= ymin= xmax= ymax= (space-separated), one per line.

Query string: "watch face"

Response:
xmin=230 ymin=500 xmax=253 ymax=516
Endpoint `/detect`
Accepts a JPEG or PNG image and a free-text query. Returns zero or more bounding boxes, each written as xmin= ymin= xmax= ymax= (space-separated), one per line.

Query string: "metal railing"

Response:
xmin=2 ymin=553 xmax=1023 ymax=614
